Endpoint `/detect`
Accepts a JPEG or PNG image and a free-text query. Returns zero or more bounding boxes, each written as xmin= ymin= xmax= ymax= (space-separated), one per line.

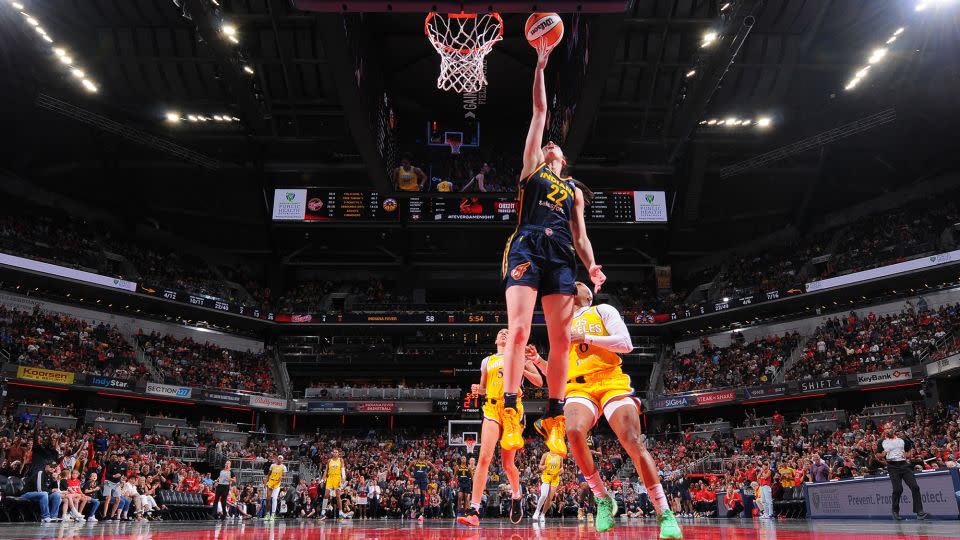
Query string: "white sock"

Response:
xmin=585 ymin=472 xmax=609 ymax=499
xmin=471 ymin=502 xmax=481 ymax=513
xmin=535 ymin=485 xmax=549 ymax=516
xmin=648 ymin=483 xmax=669 ymax=512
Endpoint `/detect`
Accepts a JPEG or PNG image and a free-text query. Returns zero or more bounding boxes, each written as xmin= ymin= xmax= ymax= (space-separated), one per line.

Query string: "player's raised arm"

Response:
xmin=570 ymin=187 xmax=605 ymax=293
xmin=522 ymin=345 xmax=544 ymax=387
xmin=521 ymin=43 xmax=552 ymax=179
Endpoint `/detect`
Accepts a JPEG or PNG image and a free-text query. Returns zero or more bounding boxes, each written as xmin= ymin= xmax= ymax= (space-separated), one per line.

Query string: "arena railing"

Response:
xmin=141 ymin=444 xmax=202 ymax=463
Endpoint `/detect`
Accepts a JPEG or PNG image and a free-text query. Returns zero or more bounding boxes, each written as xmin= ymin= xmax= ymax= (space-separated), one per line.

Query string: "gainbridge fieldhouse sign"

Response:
xmin=17 ymin=366 xmax=75 ymax=385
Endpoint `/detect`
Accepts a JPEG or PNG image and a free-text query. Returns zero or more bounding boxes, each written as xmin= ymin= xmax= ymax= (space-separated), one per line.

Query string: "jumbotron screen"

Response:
xmin=272 ymin=189 xmax=400 ymax=221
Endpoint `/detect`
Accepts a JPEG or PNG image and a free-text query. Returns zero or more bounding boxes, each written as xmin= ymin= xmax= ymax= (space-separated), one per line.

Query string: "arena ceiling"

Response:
xmin=1 ymin=0 xmax=959 ymax=274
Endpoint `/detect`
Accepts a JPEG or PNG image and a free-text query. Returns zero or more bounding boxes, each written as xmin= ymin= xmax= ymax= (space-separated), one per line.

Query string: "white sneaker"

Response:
xmin=42 ymin=518 xmax=53 ymax=523
xmin=87 ymin=516 xmax=98 ymax=523
xmin=531 ymin=512 xmax=540 ymax=520
xmin=538 ymin=514 xmax=546 ymax=524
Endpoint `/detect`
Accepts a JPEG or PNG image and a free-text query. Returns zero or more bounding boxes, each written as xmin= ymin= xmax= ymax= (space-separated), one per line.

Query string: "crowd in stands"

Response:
xmin=787 ymin=304 xmax=960 ymax=381
xmin=646 ymin=402 xmax=960 ymax=518
xmin=136 ymin=331 xmax=276 ymax=395
xmin=662 ymin=332 xmax=801 ymax=395
xmin=0 ymin=305 xmax=147 ymax=382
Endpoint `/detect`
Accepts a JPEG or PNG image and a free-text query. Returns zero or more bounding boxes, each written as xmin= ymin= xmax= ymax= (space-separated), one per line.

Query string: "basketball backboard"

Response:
xmin=448 ymin=419 xmax=482 ymax=452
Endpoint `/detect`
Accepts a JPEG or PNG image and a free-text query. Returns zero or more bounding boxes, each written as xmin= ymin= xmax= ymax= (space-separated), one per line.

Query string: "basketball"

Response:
xmin=525 ymin=13 xmax=564 ymax=50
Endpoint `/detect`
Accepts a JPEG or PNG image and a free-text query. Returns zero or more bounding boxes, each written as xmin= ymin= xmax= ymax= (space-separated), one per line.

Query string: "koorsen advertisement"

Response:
xmin=145 ymin=382 xmax=192 ymax=399
xmin=17 ymin=366 xmax=75 ymax=385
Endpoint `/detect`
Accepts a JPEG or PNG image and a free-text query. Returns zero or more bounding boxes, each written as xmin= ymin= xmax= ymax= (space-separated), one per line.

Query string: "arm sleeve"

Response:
xmin=584 ymin=305 xmax=634 ymax=353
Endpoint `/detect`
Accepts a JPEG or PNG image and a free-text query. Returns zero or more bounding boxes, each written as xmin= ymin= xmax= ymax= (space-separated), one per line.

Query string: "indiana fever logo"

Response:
xmin=511 ymin=262 xmax=531 ymax=280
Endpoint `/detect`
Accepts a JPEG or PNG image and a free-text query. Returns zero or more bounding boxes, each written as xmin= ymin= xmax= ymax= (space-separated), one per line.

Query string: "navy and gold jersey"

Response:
xmin=413 ymin=461 xmax=430 ymax=480
xmin=456 ymin=466 xmax=471 ymax=484
xmin=517 ymin=162 xmax=576 ymax=240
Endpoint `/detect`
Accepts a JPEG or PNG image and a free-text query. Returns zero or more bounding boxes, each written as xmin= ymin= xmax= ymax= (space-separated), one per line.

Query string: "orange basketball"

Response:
xmin=525 ymin=13 xmax=564 ymax=50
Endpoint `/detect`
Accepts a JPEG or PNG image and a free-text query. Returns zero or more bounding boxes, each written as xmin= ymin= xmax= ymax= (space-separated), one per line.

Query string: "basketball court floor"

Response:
xmin=1 ymin=518 xmax=957 ymax=540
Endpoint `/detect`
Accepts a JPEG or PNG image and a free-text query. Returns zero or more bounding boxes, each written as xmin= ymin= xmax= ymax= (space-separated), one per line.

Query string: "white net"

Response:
xmin=425 ymin=12 xmax=503 ymax=94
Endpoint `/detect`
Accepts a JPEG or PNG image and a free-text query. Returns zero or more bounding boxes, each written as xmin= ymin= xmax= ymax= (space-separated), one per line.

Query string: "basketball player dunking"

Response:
xmin=457 ymin=329 xmax=545 ymax=527
xmin=498 ymin=39 xmax=605 ymax=461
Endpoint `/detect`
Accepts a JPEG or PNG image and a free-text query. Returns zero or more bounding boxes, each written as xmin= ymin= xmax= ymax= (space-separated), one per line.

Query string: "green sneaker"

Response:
xmin=658 ymin=509 xmax=683 ymax=539
xmin=595 ymin=495 xmax=617 ymax=532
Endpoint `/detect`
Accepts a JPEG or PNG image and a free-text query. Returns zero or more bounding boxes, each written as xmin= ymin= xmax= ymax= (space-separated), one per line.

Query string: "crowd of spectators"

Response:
xmin=136 ymin=331 xmax=276 ymax=395
xmin=786 ymin=304 xmax=960 ymax=381
xmin=0 ymin=305 xmax=147 ymax=382
xmin=662 ymin=332 xmax=801 ymax=395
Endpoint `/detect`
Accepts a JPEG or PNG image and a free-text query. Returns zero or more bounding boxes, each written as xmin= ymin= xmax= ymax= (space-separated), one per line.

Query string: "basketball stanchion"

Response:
xmin=424 ymin=11 xmax=503 ymax=94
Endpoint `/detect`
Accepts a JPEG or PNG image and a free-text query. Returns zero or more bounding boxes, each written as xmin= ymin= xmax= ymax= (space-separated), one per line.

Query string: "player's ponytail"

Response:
xmin=573 ymin=179 xmax=594 ymax=205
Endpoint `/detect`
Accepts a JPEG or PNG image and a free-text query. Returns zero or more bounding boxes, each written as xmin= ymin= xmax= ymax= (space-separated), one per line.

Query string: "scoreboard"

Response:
xmin=274 ymin=189 xmax=667 ymax=224
xmin=272 ymin=189 xmax=399 ymax=221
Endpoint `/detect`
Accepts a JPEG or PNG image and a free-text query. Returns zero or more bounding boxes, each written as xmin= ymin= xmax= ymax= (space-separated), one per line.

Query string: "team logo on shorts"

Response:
xmin=511 ymin=262 xmax=531 ymax=280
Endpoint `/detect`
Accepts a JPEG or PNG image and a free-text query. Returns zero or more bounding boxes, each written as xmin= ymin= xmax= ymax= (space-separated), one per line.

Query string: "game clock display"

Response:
xmin=461 ymin=392 xmax=482 ymax=415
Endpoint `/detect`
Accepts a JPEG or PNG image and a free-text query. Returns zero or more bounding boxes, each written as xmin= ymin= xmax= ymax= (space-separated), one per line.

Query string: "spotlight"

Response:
xmin=198 ymin=116 xmax=208 ymax=122
xmin=166 ymin=112 xmax=181 ymax=122
xmin=721 ymin=3 xmax=731 ymax=11
xmin=227 ymin=35 xmax=239 ymax=44
xmin=222 ymin=24 xmax=237 ymax=36
xmin=717 ymin=119 xmax=726 ymax=125
xmin=742 ymin=118 xmax=753 ymax=125
xmin=243 ymin=65 xmax=255 ymax=75
xmin=855 ymin=66 xmax=870 ymax=78
xmin=702 ymin=31 xmax=718 ymax=47
xmin=886 ymin=36 xmax=897 ymax=44
xmin=916 ymin=2 xmax=927 ymax=11
xmin=867 ymin=48 xmax=887 ymax=64
xmin=71 ymin=68 xmax=84 ymax=78
xmin=25 ymin=16 xmax=38 ymax=26
xmin=725 ymin=117 xmax=737 ymax=126
xmin=699 ymin=120 xmax=707 ymax=125
xmin=845 ymin=79 xmax=859 ymax=91
xmin=894 ymin=27 xmax=905 ymax=36
xmin=12 ymin=2 xmax=24 ymax=9
xmin=231 ymin=116 xmax=240 ymax=122
xmin=40 ymin=34 xmax=52 ymax=42
xmin=187 ymin=115 xmax=198 ymax=122
xmin=53 ymin=47 xmax=66 ymax=56
xmin=757 ymin=117 xmax=772 ymax=127
xmin=686 ymin=69 xmax=696 ymax=78
xmin=81 ymin=79 xmax=97 ymax=92
xmin=59 ymin=55 xmax=73 ymax=65
xmin=707 ymin=119 xmax=717 ymax=125
xmin=213 ymin=115 xmax=224 ymax=121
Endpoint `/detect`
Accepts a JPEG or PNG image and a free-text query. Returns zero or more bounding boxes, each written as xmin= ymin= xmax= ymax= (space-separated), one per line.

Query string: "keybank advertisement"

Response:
xmin=806 ymin=470 xmax=960 ymax=519
xmin=855 ymin=368 xmax=913 ymax=386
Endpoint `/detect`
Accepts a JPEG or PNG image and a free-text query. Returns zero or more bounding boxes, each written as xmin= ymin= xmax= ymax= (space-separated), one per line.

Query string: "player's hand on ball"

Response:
xmin=471 ymin=384 xmax=481 ymax=394
xmin=535 ymin=40 xmax=553 ymax=69
xmin=589 ymin=264 xmax=606 ymax=293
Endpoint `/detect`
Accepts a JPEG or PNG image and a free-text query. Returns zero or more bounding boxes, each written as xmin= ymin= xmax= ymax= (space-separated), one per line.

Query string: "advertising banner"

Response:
xmin=354 ymin=402 xmax=396 ymax=413
xmin=17 ymin=366 xmax=74 ymax=385
xmin=798 ymin=377 xmax=846 ymax=393
xmin=695 ymin=389 xmax=737 ymax=406
xmin=927 ymin=353 xmax=960 ymax=377
xmin=272 ymin=189 xmax=307 ymax=220
xmin=307 ymin=401 xmax=348 ymax=412
xmin=85 ymin=375 xmax=132 ymax=390
xmin=0 ymin=252 xmax=137 ymax=292
xmin=633 ymin=191 xmax=669 ymax=222
xmin=650 ymin=396 xmax=691 ymax=410
xmin=200 ymin=390 xmax=245 ymax=405
xmin=743 ymin=384 xmax=788 ymax=400
xmin=855 ymin=368 xmax=913 ymax=386
xmin=806 ymin=470 xmax=960 ymax=519
xmin=805 ymin=249 xmax=960 ymax=293
xmin=145 ymin=382 xmax=192 ymax=399
xmin=249 ymin=395 xmax=288 ymax=410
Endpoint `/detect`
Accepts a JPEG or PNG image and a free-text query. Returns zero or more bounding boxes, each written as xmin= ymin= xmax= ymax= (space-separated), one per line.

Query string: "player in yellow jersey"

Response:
xmin=564 ymin=282 xmax=683 ymax=538
xmin=437 ymin=178 xmax=454 ymax=192
xmin=391 ymin=153 xmax=427 ymax=192
xmin=531 ymin=450 xmax=564 ymax=522
xmin=264 ymin=455 xmax=286 ymax=521
xmin=319 ymin=449 xmax=346 ymax=521
xmin=457 ymin=328 xmax=545 ymax=527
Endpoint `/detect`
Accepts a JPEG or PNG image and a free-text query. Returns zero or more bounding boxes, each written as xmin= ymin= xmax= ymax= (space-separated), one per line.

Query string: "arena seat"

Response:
xmin=0 ymin=477 xmax=37 ymax=522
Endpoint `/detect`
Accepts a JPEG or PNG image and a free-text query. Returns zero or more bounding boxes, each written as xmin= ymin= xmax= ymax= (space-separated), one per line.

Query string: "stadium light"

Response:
xmin=725 ymin=117 xmax=738 ymax=127
xmin=707 ymin=119 xmax=718 ymax=125
xmin=720 ymin=3 xmax=731 ymax=11
xmin=868 ymin=48 xmax=888 ymax=64
xmin=58 ymin=55 xmax=73 ymax=65
xmin=166 ymin=112 xmax=180 ymax=123
xmin=701 ymin=31 xmax=718 ymax=47
xmin=71 ymin=68 xmax=84 ymax=78
xmin=17 ymin=10 xmax=100 ymax=95
xmin=845 ymin=78 xmax=859 ymax=91
xmin=916 ymin=2 xmax=928 ymax=11
xmin=12 ymin=2 xmax=24 ymax=9
xmin=894 ymin=27 xmax=905 ymax=36
xmin=187 ymin=115 xmax=198 ymax=122
xmin=886 ymin=36 xmax=897 ymax=44
xmin=856 ymin=66 xmax=870 ymax=78
xmin=222 ymin=24 xmax=237 ymax=36
xmin=243 ymin=65 xmax=255 ymax=75
xmin=686 ymin=69 xmax=696 ymax=78
xmin=757 ymin=117 xmax=772 ymax=128
xmin=81 ymin=79 xmax=97 ymax=92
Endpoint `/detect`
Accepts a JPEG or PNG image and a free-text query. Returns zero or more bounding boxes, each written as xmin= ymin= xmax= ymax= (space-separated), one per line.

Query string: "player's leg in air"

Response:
xmin=502 ymin=39 xmax=605 ymax=458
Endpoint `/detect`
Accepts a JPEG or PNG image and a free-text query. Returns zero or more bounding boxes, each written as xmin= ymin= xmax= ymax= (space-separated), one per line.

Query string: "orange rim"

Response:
xmin=425 ymin=11 xmax=504 ymax=55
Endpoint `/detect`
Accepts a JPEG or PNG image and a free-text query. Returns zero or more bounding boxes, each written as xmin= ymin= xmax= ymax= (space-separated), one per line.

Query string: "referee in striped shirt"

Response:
xmin=875 ymin=429 xmax=929 ymax=520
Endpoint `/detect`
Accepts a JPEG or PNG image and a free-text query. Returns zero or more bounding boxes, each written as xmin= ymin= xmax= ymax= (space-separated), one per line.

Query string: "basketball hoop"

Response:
xmin=425 ymin=12 xmax=503 ymax=94
xmin=445 ymin=132 xmax=463 ymax=154
xmin=464 ymin=438 xmax=477 ymax=455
